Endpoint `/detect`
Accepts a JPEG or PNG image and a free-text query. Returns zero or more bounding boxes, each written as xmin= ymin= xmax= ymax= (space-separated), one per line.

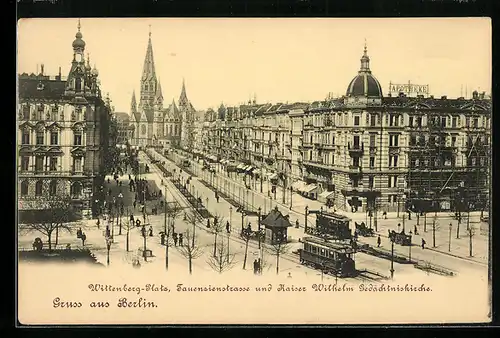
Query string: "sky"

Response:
xmin=17 ymin=18 xmax=491 ymax=113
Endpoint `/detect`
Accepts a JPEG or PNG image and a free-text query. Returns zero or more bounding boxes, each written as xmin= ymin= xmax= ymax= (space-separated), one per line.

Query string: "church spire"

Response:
xmin=155 ymin=78 xmax=164 ymax=109
xmin=180 ymin=78 xmax=187 ymax=102
xmin=141 ymin=27 xmax=156 ymax=82
xmin=138 ymin=26 xmax=157 ymax=111
xmin=131 ymin=90 xmax=137 ymax=114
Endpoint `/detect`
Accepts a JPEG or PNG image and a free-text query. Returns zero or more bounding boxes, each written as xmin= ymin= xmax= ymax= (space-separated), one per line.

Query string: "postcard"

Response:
xmin=16 ymin=17 xmax=491 ymax=325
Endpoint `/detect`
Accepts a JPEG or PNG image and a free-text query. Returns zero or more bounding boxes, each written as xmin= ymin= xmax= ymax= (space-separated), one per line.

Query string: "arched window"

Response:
xmin=73 ymin=129 xmax=82 ymax=145
xmin=35 ymin=180 xmax=43 ymax=196
xmin=20 ymin=180 xmax=29 ymax=196
xmin=36 ymin=129 xmax=44 ymax=145
xmin=75 ymin=78 xmax=82 ymax=91
xmin=21 ymin=129 xmax=30 ymax=145
xmin=70 ymin=182 xmax=82 ymax=198
xmin=49 ymin=180 xmax=57 ymax=196
xmin=145 ymin=84 xmax=149 ymax=91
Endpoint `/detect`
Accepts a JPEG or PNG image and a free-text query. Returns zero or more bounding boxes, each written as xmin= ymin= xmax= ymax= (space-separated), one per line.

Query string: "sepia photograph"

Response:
xmin=16 ymin=17 xmax=491 ymax=325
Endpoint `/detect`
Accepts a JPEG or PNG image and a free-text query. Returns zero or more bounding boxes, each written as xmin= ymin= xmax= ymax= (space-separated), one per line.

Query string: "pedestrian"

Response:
xmin=160 ymin=232 xmax=165 ymax=246
xmin=226 ymin=221 xmax=230 ymax=233
xmin=253 ymin=259 xmax=258 ymax=274
xmin=96 ymin=219 xmax=100 ymax=229
xmin=377 ymin=235 xmax=381 ymax=247
xmin=130 ymin=214 xmax=135 ymax=224
xmin=149 ymin=226 xmax=153 ymax=237
xmin=179 ymin=233 xmax=183 ymax=246
xmin=207 ymin=218 xmax=211 ymax=228
xmin=287 ymin=272 xmax=292 ymax=278
xmin=383 ymin=211 xmax=387 ymax=219
xmin=421 ymin=238 xmax=426 ymax=249
xmin=173 ymin=232 xmax=178 ymax=246
xmin=128 ymin=174 xmax=131 ymax=181
xmin=414 ymin=225 xmax=418 ymax=235
xmin=295 ymin=219 xmax=300 ymax=228
xmin=133 ymin=200 xmax=137 ymax=209
xmin=81 ymin=232 xmax=87 ymax=246
xmin=107 ymin=178 xmax=110 ymax=184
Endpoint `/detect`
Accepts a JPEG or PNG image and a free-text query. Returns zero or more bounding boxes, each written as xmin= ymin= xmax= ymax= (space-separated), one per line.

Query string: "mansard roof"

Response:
xmin=18 ymin=76 xmax=66 ymax=100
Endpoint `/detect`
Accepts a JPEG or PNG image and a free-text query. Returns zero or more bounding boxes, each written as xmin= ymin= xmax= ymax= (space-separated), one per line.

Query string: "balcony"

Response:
xmin=303 ymin=159 xmax=334 ymax=170
xmin=369 ymin=146 xmax=377 ymax=154
xmin=388 ymin=145 xmax=400 ymax=154
xmin=301 ymin=143 xmax=313 ymax=149
xmin=348 ymin=142 xmax=364 ymax=156
xmin=348 ymin=165 xmax=362 ymax=173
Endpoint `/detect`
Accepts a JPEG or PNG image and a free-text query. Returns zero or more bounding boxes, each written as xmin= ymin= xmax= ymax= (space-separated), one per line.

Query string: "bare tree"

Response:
xmin=163 ymin=202 xmax=183 ymax=271
xmin=18 ymin=197 xmax=80 ymax=251
xmin=206 ymin=235 xmax=236 ymax=274
xmin=241 ymin=227 xmax=252 ymax=270
xmin=467 ymin=225 xmax=476 ymax=257
xmin=268 ymin=239 xmax=290 ymax=275
xmin=211 ymin=213 xmax=226 ymax=258
xmin=431 ymin=215 xmax=440 ymax=248
xmin=123 ymin=207 xmax=134 ymax=252
xmin=178 ymin=228 xmax=204 ymax=275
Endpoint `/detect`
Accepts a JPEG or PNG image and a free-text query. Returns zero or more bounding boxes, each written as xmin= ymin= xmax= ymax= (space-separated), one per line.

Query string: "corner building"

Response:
xmin=202 ymin=44 xmax=491 ymax=214
xmin=17 ymin=21 xmax=112 ymax=219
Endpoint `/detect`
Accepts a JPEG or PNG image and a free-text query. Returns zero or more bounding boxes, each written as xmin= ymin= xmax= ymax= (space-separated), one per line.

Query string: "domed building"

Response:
xmin=344 ymin=43 xmax=383 ymax=107
xmin=17 ymin=19 xmax=113 ymax=220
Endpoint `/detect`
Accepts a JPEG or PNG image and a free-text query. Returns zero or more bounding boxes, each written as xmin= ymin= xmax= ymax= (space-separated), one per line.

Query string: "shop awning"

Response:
xmin=303 ymin=184 xmax=318 ymax=193
xmin=318 ymin=190 xmax=335 ymax=203
xmin=236 ymin=164 xmax=246 ymax=170
xmin=252 ymin=168 xmax=261 ymax=176
xmin=244 ymin=166 xmax=254 ymax=172
xmin=292 ymin=180 xmax=307 ymax=191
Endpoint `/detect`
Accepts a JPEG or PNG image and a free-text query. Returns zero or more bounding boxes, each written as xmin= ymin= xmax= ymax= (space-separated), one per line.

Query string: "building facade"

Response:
xmin=114 ymin=112 xmax=135 ymax=146
xmin=129 ymin=31 xmax=197 ymax=150
xmin=202 ymin=45 xmax=491 ymax=213
xmin=17 ymin=20 xmax=112 ymax=219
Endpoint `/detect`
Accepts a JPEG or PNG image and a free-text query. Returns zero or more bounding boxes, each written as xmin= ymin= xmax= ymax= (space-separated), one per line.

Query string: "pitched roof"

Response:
xmin=18 ymin=76 xmax=66 ymax=100
xmin=114 ymin=112 xmax=130 ymax=122
xmin=261 ymin=208 xmax=292 ymax=228
xmin=132 ymin=111 xmax=142 ymax=122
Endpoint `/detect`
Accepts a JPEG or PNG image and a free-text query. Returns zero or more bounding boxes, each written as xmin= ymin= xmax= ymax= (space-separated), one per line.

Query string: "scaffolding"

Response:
xmin=407 ymin=112 xmax=490 ymax=212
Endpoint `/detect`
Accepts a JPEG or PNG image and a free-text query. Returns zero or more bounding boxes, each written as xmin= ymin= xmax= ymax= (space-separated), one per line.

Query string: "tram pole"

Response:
xmin=390 ymin=237 xmax=395 ymax=279
xmin=304 ymin=206 xmax=309 ymax=233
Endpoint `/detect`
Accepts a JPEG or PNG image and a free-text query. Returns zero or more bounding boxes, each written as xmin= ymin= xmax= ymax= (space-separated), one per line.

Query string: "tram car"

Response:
xmin=306 ymin=212 xmax=352 ymax=241
xmin=354 ymin=221 xmax=375 ymax=237
xmin=299 ymin=236 xmax=356 ymax=277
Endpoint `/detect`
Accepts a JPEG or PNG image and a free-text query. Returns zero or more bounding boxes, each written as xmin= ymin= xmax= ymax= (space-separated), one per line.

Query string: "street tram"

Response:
xmin=299 ymin=236 xmax=356 ymax=277
xmin=305 ymin=212 xmax=352 ymax=241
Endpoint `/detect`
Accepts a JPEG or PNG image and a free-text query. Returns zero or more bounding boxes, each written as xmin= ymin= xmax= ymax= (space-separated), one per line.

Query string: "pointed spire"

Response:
xmin=141 ymin=27 xmax=156 ymax=82
xmin=156 ymin=78 xmax=163 ymax=100
xmin=78 ymin=18 xmax=81 ymax=32
xmin=131 ymin=90 xmax=137 ymax=113
xmin=179 ymin=78 xmax=188 ymax=107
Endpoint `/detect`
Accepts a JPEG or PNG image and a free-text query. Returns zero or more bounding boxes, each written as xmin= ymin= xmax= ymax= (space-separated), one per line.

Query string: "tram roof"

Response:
xmin=318 ymin=212 xmax=351 ymax=221
xmin=302 ymin=236 xmax=354 ymax=253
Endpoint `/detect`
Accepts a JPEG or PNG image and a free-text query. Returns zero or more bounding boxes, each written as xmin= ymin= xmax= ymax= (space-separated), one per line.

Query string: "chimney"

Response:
xmin=41 ymin=64 xmax=44 ymax=75
xmin=58 ymin=67 xmax=62 ymax=80
xmin=36 ymin=64 xmax=39 ymax=75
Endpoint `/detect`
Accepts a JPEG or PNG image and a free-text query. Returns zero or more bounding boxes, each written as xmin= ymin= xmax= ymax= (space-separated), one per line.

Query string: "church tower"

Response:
xmin=178 ymin=78 xmax=196 ymax=150
xmin=138 ymin=27 xmax=158 ymax=111
xmin=130 ymin=90 xmax=137 ymax=115
xmin=65 ymin=19 xmax=90 ymax=96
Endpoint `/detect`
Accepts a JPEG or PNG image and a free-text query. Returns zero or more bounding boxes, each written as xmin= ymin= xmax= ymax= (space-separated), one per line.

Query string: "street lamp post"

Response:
xmin=409 ymin=230 xmax=412 ymax=262
xmin=258 ymin=207 xmax=262 ymax=249
xmin=390 ymin=236 xmax=395 ymax=279
xmin=304 ymin=206 xmax=309 ymax=233
xmin=106 ymin=236 xmax=112 ymax=266
xmin=449 ymin=222 xmax=452 ymax=252
xmin=142 ymin=225 xmax=148 ymax=262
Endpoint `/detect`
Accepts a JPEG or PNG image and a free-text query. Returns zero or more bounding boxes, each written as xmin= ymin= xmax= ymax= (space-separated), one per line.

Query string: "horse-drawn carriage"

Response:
xmin=388 ymin=230 xmax=412 ymax=246
xmin=354 ymin=221 xmax=375 ymax=237
xmin=240 ymin=224 xmax=265 ymax=242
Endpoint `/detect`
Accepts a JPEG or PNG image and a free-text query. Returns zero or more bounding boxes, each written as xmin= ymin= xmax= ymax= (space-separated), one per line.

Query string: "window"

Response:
xmin=389 ymin=134 xmax=399 ymax=147
xmin=369 ymin=157 xmax=375 ymax=168
xmin=37 ymin=104 xmax=44 ymax=120
xmin=21 ymin=129 xmax=30 ymax=145
xmin=74 ymin=130 xmax=82 ymax=145
xmin=35 ymin=156 xmax=44 ymax=172
xmin=49 ymin=180 xmax=57 ymax=196
xmin=35 ymin=181 xmax=43 ymax=196
xmin=20 ymin=180 xmax=29 ymax=196
xmin=370 ymin=114 xmax=376 ymax=126
xmin=368 ymin=176 xmax=374 ymax=189
xmin=441 ymin=117 xmax=447 ymax=127
xmin=473 ymin=118 xmax=479 ymax=128
xmin=21 ymin=156 xmax=29 ymax=171
xmin=409 ymin=116 xmax=414 ymax=127
xmin=389 ymin=155 xmax=398 ymax=167
xmin=352 ymin=157 xmax=360 ymax=167
xmin=388 ymin=176 xmax=398 ymax=188
xmin=353 ymin=135 xmax=360 ymax=147
xmin=50 ymin=131 xmax=58 ymax=145
xmin=354 ymin=116 xmax=360 ymax=126
xmin=22 ymin=105 xmax=30 ymax=120
xmin=352 ymin=179 xmax=358 ymax=188
xmin=369 ymin=134 xmax=376 ymax=147
xmin=389 ymin=114 xmax=398 ymax=127
xmin=410 ymin=135 xmax=417 ymax=146
xmin=70 ymin=182 xmax=82 ymax=197
xmin=36 ymin=130 xmax=44 ymax=145
xmin=73 ymin=157 xmax=82 ymax=172
xmin=452 ymin=117 xmax=457 ymax=128
xmin=49 ymin=157 xmax=58 ymax=171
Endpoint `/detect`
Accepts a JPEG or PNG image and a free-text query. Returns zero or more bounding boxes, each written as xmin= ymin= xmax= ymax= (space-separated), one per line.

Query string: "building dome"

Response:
xmin=345 ymin=42 xmax=383 ymax=98
xmin=72 ymin=20 xmax=85 ymax=49
xmin=346 ymin=73 xmax=383 ymax=97
xmin=91 ymin=65 xmax=99 ymax=76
